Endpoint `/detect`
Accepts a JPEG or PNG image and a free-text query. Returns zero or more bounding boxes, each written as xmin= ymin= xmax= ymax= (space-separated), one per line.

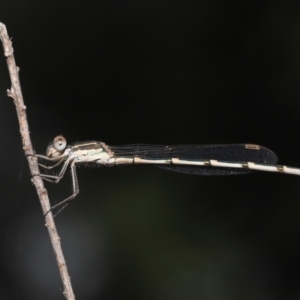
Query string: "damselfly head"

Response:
xmin=46 ymin=135 xmax=67 ymax=158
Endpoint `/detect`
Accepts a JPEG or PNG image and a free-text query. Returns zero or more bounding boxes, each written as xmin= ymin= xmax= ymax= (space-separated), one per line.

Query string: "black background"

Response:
xmin=1 ymin=1 xmax=300 ymax=299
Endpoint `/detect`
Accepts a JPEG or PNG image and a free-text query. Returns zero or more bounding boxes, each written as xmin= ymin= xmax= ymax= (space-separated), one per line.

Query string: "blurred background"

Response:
xmin=1 ymin=1 xmax=300 ymax=299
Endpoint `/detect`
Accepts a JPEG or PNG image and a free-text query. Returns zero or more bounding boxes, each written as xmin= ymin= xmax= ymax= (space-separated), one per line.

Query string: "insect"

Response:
xmin=35 ymin=135 xmax=300 ymax=215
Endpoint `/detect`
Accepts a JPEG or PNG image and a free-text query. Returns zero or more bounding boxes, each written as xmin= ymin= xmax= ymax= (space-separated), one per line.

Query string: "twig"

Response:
xmin=0 ymin=23 xmax=75 ymax=300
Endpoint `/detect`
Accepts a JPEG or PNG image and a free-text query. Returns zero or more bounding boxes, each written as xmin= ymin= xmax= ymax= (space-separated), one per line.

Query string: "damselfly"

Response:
xmin=35 ymin=136 xmax=300 ymax=215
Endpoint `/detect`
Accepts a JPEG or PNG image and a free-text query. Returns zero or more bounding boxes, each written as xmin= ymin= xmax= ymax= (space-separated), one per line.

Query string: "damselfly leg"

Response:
xmin=36 ymin=156 xmax=80 ymax=215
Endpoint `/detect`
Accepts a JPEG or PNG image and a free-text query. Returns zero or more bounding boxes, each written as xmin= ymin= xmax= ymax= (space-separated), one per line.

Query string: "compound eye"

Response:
xmin=53 ymin=135 xmax=67 ymax=151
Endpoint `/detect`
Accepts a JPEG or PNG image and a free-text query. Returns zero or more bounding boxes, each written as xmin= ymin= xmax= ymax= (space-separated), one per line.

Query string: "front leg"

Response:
xmin=38 ymin=158 xmax=66 ymax=170
xmin=46 ymin=160 xmax=79 ymax=216
xmin=38 ymin=157 xmax=72 ymax=184
xmin=35 ymin=154 xmax=66 ymax=170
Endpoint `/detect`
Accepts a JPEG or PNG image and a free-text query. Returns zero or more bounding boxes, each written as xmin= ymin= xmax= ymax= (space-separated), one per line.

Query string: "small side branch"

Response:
xmin=0 ymin=23 xmax=75 ymax=300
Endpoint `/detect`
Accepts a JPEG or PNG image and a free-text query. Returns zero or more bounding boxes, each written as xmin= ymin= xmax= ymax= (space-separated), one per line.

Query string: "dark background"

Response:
xmin=1 ymin=1 xmax=300 ymax=299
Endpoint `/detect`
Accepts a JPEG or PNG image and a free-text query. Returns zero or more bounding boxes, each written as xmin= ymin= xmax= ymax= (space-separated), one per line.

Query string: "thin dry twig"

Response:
xmin=0 ymin=22 xmax=75 ymax=300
